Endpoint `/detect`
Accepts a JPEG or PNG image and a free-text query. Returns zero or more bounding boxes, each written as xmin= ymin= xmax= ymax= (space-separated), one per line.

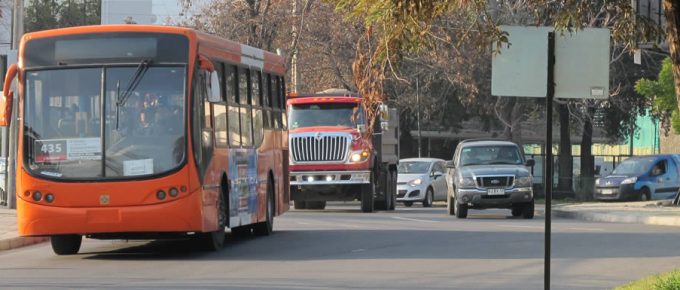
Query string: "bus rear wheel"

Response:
xmin=254 ymin=178 xmax=275 ymax=236
xmin=51 ymin=234 xmax=82 ymax=255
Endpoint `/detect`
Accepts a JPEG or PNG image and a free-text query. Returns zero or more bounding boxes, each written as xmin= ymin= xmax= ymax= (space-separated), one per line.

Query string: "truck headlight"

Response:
xmin=459 ymin=177 xmax=476 ymax=188
xmin=408 ymin=178 xmax=422 ymax=187
xmin=621 ymin=177 xmax=637 ymax=185
xmin=350 ymin=150 xmax=370 ymax=163
xmin=515 ymin=176 xmax=532 ymax=187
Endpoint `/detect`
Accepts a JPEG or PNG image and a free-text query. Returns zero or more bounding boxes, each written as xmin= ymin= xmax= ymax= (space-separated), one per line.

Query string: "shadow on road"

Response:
xmin=81 ymin=226 xmax=680 ymax=262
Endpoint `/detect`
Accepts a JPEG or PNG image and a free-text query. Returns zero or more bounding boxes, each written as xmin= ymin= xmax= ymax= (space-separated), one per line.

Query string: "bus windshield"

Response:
xmin=23 ymin=65 xmax=186 ymax=180
xmin=288 ymin=102 xmax=364 ymax=129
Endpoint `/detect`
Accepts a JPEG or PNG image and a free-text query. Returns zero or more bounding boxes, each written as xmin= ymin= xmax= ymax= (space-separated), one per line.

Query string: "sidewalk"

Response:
xmin=552 ymin=200 xmax=680 ymax=227
xmin=0 ymin=208 xmax=48 ymax=251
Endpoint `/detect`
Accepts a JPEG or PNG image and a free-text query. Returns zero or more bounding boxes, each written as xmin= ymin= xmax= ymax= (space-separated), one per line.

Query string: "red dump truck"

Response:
xmin=287 ymin=89 xmax=399 ymax=212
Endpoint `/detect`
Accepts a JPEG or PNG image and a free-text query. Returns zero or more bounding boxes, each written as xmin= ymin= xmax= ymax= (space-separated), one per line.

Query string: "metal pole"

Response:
xmin=544 ymin=31 xmax=555 ymax=290
xmin=7 ymin=0 xmax=23 ymax=209
xmin=416 ymin=78 xmax=421 ymax=158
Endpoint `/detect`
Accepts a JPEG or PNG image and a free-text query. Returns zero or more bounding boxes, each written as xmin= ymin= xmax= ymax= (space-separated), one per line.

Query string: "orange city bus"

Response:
xmin=0 ymin=25 xmax=289 ymax=254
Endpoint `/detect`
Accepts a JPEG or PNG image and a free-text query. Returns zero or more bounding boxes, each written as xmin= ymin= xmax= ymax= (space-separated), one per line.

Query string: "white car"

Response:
xmin=397 ymin=158 xmax=448 ymax=207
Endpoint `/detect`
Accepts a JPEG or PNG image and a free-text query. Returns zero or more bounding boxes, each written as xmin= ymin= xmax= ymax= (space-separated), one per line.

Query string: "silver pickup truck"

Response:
xmin=445 ymin=139 xmax=535 ymax=219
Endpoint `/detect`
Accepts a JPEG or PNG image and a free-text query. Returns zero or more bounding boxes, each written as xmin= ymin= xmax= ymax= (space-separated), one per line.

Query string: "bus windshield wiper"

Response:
xmin=115 ymin=59 xmax=151 ymax=129
xmin=117 ymin=59 xmax=151 ymax=107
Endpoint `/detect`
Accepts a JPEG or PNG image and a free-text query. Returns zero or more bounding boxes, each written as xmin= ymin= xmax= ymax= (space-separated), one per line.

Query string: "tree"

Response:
xmin=24 ymin=0 xmax=100 ymax=33
xmin=636 ymin=57 xmax=678 ymax=133
xmin=662 ymin=1 xmax=680 ymax=120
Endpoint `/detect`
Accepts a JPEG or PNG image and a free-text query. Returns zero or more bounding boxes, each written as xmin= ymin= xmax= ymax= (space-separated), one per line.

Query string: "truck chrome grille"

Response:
xmin=290 ymin=134 xmax=350 ymax=163
xmin=476 ymin=176 xmax=514 ymax=188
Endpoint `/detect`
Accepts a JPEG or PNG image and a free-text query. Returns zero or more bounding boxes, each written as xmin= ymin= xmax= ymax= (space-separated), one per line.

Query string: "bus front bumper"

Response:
xmin=16 ymin=195 xmax=204 ymax=237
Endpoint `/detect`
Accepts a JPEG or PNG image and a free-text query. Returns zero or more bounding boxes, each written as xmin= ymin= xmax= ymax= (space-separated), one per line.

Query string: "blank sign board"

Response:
xmin=491 ymin=26 xmax=550 ymax=98
xmin=492 ymin=26 xmax=610 ymax=99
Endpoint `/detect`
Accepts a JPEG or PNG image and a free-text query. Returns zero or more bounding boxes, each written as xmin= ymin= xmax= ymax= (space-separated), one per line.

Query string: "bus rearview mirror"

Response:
xmin=0 ymin=64 xmax=18 ymax=127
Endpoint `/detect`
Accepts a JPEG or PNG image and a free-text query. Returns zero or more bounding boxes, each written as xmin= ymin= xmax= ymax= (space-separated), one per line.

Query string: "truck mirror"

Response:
xmin=378 ymin=103 xmax=389 ymax=121
xmin=445 ymin=160 xmax=455 ymax=168
xmin=525 ymin=159 xmax=535 ymax=167
xmin=0 ymin=64 xmax=18 ymax=127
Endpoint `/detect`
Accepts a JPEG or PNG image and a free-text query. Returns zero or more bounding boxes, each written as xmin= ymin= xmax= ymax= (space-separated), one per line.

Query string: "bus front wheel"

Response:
xmin=200 ymin=192 xmax=226 ymax=251
xmin=51 ymin=234 xmax=82 ymax=255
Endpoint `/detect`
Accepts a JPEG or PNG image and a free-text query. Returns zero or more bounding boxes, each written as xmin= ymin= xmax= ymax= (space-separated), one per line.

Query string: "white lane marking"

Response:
xmin=498 ymin=225 xmax=544 ymax=230
xmin=296 ymin=222 xmax=312 ymax=225
xmin=565 ymin=227 xmax=605 ymax=232
xmin=392 ymin=216 xmax=440 ymax=223
xmin=351 ymin=249 xmax=366 ymax=253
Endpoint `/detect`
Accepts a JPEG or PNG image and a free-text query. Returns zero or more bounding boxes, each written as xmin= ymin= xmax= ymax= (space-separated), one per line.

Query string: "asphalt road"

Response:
xmin=1 ymin=203 xmax=680 ymax=290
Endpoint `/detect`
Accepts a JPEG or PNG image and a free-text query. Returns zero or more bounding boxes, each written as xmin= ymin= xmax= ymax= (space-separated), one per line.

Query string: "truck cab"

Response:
xmin=287 ymin=89 xmax=398 ymax=212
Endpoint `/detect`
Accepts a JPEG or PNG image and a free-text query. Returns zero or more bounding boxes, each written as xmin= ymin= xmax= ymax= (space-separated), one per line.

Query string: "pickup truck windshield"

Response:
xmin=460 ymin=145 xmax=522 ymax=166
xmin=288 ymin=103 xmax=364 ymax=129
xmin=612 ymin=158 xmax=655 ymax=176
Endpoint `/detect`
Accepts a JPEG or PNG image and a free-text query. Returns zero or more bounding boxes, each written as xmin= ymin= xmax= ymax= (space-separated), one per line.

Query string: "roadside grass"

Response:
xmin=616 ymin=270 xmax=680 ymax=290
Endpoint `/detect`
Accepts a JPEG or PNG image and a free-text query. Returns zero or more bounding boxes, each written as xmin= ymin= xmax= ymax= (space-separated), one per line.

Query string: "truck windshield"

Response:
xmin=23 ymin=66 xmax=186 ymax=180
xmin=612 ymin=158 xmax=655 ymax=176
xmin=288 ymin=103 xmax=364 ymax=129
xmin=460 ymin=145 xmax=523 ymax=166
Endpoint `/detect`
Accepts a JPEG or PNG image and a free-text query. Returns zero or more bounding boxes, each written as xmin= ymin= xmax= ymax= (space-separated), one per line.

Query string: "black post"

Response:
xmin=544 ymin=31 xmax=555 ymax=290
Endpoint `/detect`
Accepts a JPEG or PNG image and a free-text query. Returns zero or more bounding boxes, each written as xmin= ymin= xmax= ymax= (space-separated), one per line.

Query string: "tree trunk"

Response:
xmin=501 ymin=98 xmax=516 ymax=140
xmin=510 ymin=100 xmax=523 ymax=144
xmin=580 ymin=110 xmax=595 ymax=201
xmin=663 ymin=1 xmax=680 ymax=115
xmin=557 ymin=103 xmax=573 ymax=194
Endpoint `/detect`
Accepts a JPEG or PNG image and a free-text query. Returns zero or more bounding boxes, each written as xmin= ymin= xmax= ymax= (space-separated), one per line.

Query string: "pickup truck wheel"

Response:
xmin=511 ymin=207 xmax=522 ymax=217
xmin=447 ymin=194 xmax=455 ymax=216
xmin=361 ymin=183 xmax=375 ymax=213
xmin=522 ymin=201 xmax=535 ymax=219
xmin=423 ymin=188 xmax=433 ymax=207
xmin=51 ymin=235 xmax=82 ymax=255
xmin=455 ymin=201 xmax=468 ymax=218
xmin=294 ymin=200 xmax=306 ymax=210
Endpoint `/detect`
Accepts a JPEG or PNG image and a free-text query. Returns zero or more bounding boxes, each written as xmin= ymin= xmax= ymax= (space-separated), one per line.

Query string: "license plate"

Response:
xmin=602 ymin=189 xmax=614 ymax=194
xmin=488 ymin=188 xmax=505 ymax=195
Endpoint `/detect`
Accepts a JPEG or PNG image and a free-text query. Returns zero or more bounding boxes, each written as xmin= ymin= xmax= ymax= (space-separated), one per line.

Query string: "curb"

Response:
xmin=552 ymin=208 xmax=680 ymax=227
xmin=0 ymin=236 xmax=49 ymax=251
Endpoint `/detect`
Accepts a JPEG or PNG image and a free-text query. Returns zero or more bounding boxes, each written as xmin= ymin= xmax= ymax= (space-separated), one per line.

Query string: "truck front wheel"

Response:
xmin=361 ymin=183 xmax=375 ymax=213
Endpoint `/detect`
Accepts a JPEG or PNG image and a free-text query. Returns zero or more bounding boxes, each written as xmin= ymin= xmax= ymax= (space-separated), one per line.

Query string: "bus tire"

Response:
xmin=51 ymin=234 xmax=82 ymax=255
xmin=200 ymin=191 xmax=226 ymax=251
xmin=254 ymin=178 xmax=275 ymax=236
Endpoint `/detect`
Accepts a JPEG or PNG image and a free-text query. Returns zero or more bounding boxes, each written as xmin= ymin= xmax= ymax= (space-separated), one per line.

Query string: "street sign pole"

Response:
xmin=544 ymin=31 xmax=555 ymax=290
